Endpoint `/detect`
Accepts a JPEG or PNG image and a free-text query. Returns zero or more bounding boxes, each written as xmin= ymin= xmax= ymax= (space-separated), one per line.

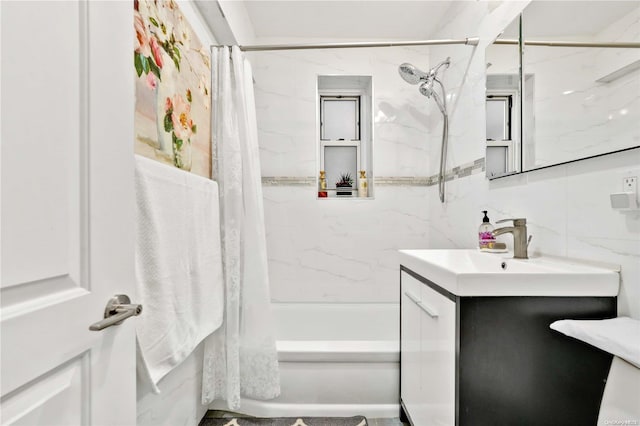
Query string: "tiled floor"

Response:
xmin=203 ymin=411 xmax=408 ymax=426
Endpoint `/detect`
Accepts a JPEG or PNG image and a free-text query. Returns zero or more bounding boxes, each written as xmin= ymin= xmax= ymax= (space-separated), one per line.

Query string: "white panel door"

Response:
xmin=1 ymin=1 xmax=136 ymax=425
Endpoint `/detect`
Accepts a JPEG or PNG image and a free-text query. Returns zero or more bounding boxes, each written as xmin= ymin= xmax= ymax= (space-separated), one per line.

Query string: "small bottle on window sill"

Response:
xmin=358 ymin=170 xmax=368 ymax=198
xmin=318 ymin=170 xmax=328 ymax=198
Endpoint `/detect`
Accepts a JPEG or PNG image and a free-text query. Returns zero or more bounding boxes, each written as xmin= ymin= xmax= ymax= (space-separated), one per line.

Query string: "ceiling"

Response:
xmin=502 ymin=1 xmax=639 ymax=38
xmin=241 ymin=1 xmax=453 ymax=41
xmin=238 ymin=0 xmax=639 ymax=43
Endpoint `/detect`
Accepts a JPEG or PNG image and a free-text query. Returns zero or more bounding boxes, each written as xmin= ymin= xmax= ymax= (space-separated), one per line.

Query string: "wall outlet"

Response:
xmin=623 ymin=176 xmax=637 ymax=193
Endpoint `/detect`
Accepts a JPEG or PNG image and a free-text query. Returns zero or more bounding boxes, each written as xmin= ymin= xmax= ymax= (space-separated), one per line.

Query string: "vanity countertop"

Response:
xmin=399 ymin=249 xmax=620 ymax=297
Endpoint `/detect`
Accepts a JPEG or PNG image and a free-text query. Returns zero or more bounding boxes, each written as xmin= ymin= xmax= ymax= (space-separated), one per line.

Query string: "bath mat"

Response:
xmin=199 ymin=416 xmax=368 ymax=426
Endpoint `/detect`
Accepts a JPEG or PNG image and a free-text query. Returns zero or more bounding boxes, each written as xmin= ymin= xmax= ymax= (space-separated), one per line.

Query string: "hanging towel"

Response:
xmin=134 ymin=155 xmax=224 ymax=392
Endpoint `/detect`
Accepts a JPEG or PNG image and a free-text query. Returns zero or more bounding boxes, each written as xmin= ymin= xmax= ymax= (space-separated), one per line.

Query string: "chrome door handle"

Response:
xmin=89 ymin=294 xmax=142 ymax=331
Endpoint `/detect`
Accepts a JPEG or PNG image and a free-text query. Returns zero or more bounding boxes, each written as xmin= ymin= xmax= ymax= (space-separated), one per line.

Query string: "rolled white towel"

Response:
xmin=550 ymin=316 xmax=640 ymax=368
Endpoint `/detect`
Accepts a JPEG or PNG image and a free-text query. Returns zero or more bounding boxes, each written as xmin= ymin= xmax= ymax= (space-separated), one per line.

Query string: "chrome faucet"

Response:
xmin=492 ymin=218 xmax=530 ymax=259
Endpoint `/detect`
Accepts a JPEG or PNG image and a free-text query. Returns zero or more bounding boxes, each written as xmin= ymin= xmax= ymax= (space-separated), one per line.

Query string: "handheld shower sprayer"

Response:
xmin=398 ymin=57 xmax=451 ymax=203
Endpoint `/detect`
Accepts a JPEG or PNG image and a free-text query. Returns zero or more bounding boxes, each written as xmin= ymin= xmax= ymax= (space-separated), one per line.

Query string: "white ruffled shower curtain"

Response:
xmin=202 ymin=46 xmax=280 ymax=409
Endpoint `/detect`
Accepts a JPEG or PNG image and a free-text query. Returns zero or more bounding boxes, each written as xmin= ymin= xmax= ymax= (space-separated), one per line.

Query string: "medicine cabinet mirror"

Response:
xmin=486 ymin=1 xmax=640 ymax=179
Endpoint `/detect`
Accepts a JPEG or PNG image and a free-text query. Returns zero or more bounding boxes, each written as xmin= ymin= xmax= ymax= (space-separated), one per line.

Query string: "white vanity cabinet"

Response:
xmin=401 ymin=271 xmax=455 ymax=426
xmin=398 ymin=250 xmax=619 ymax=426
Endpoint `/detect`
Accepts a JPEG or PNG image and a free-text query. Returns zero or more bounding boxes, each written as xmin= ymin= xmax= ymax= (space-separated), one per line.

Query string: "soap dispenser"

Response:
xmin=478 ymin=210 xmax=495 ymax=249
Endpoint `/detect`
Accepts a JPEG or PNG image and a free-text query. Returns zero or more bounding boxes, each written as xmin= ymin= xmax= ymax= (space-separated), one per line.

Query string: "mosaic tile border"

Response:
xmin=260 ymin=176 xmax=316 ymax=186
xmin=434 ymin=157 xmax=486 ymax=185
xmin=261 ymin=157 xmax=485 ymax=187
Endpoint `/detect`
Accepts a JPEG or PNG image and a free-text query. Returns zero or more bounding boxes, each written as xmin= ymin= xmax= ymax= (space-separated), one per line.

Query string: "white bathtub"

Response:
xmin=213 ymin=303 xmax=400 ymax=418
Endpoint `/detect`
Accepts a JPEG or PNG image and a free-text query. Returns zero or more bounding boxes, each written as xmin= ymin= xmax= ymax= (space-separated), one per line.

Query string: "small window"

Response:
xmin=323 ymin=146 xmax=358 ymax=190
xmin=486 ymin=95 xmax=511 ymax=141
xmin=486 ymin=145 xmax=508 ymax=177
xmin=486 ymin=91 xmax=517 ymax=178
xmin=320 ymin=96 xmax=360 ymax=141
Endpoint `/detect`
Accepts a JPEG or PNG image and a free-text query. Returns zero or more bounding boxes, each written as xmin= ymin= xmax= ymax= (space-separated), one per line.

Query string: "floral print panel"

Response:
xmin=134 ymin=0 xmax=212 ymax=178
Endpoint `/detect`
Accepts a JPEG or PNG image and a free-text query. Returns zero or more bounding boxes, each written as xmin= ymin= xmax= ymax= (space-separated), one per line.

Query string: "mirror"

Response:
xmin=486 ymin=1 xmax=640 ymax=178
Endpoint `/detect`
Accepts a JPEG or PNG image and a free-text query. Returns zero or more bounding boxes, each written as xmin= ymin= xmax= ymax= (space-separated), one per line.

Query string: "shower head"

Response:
xmin=419 ymin=79 xmax=434 ymax=98
xmin=398 ymin=63 xmax=429 ymax=85
xmin=422 ymin=80 xmax=447 ymax=115
xmin=400 ymin=57 xmax=450 ymax=116
xmin=398 ymin=58 xmax=451 ymax=85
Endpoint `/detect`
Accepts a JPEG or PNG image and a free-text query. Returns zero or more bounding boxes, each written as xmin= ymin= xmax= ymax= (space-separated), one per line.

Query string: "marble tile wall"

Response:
xmin=249 ymin=44 xmax=438 ymax=302
xmin=263 ymin=185 xmax=431 ymax=302
xmin=248 ymin=44 xmax=436 ymax=178
xmin=427 ymin=1 xmax=640 ymax=318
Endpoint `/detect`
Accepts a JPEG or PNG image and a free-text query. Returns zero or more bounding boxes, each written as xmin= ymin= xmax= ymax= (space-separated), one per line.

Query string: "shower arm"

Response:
xmin=430 ymin=60 xmax=451 ymax=77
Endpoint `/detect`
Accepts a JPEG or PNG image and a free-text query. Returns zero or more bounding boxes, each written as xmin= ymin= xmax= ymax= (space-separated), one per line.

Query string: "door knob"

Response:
xmin=89 ymin=294 xmax=142 ymax=331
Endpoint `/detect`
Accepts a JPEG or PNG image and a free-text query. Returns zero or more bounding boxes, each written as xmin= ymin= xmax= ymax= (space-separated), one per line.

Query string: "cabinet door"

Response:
xmin=418 ymin=282 xmax=456 ymax=425
xmin=400 ymin=273 xmax=422 ymax=418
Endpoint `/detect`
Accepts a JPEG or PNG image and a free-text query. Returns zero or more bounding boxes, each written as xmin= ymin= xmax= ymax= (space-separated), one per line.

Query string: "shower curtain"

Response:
xmin=202 ymin=46 xmax=280 ymax=409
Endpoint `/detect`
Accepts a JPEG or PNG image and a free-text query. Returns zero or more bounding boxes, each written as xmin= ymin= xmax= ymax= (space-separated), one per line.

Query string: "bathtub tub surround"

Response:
xmin=210 ymin=303 xmax=400 ymax=418
xmin=399 ymin=249 xmax=620 ymax=426
xmin=203 ymin=46 xmax=280 ymax=410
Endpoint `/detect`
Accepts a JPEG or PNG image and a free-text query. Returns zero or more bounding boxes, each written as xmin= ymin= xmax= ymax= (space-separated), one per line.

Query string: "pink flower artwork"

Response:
xmin=149 ymin=37 xmax=164 ymax=69
xmin=134 ymin=0 xmax=211 ymax=177
xmin=134 ymin=11 xmax=151 ymax=57
xmin=145 ymin=73 xmax=157 ymax=90
xmin=170 ymin=94 xmax=194 ymax=141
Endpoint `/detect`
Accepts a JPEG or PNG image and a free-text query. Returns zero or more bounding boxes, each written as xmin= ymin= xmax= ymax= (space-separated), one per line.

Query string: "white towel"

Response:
xmin=134 ymin=155 xmax=224 ymax=392
xmin=550 ymin=317 xmax=640 ymax=369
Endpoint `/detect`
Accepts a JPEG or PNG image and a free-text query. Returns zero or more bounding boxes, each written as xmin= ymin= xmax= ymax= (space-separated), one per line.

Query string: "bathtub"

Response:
xmin=212 ymin=303 xmax=400 ymax=418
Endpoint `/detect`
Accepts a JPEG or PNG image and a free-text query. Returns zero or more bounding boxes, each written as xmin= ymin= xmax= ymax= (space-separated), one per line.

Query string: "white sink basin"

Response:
xmin=399 ymin=249 xmax=619 ymax=297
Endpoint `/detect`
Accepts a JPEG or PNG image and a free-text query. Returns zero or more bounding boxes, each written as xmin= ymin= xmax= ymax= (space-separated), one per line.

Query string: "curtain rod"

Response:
xmin=212 ymin=37 xmax=640 ymax=52
xmin=494 ymin=38 xmax=640 ymax=48
xmin=213 ymin=38 xmax=480 ymax=52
